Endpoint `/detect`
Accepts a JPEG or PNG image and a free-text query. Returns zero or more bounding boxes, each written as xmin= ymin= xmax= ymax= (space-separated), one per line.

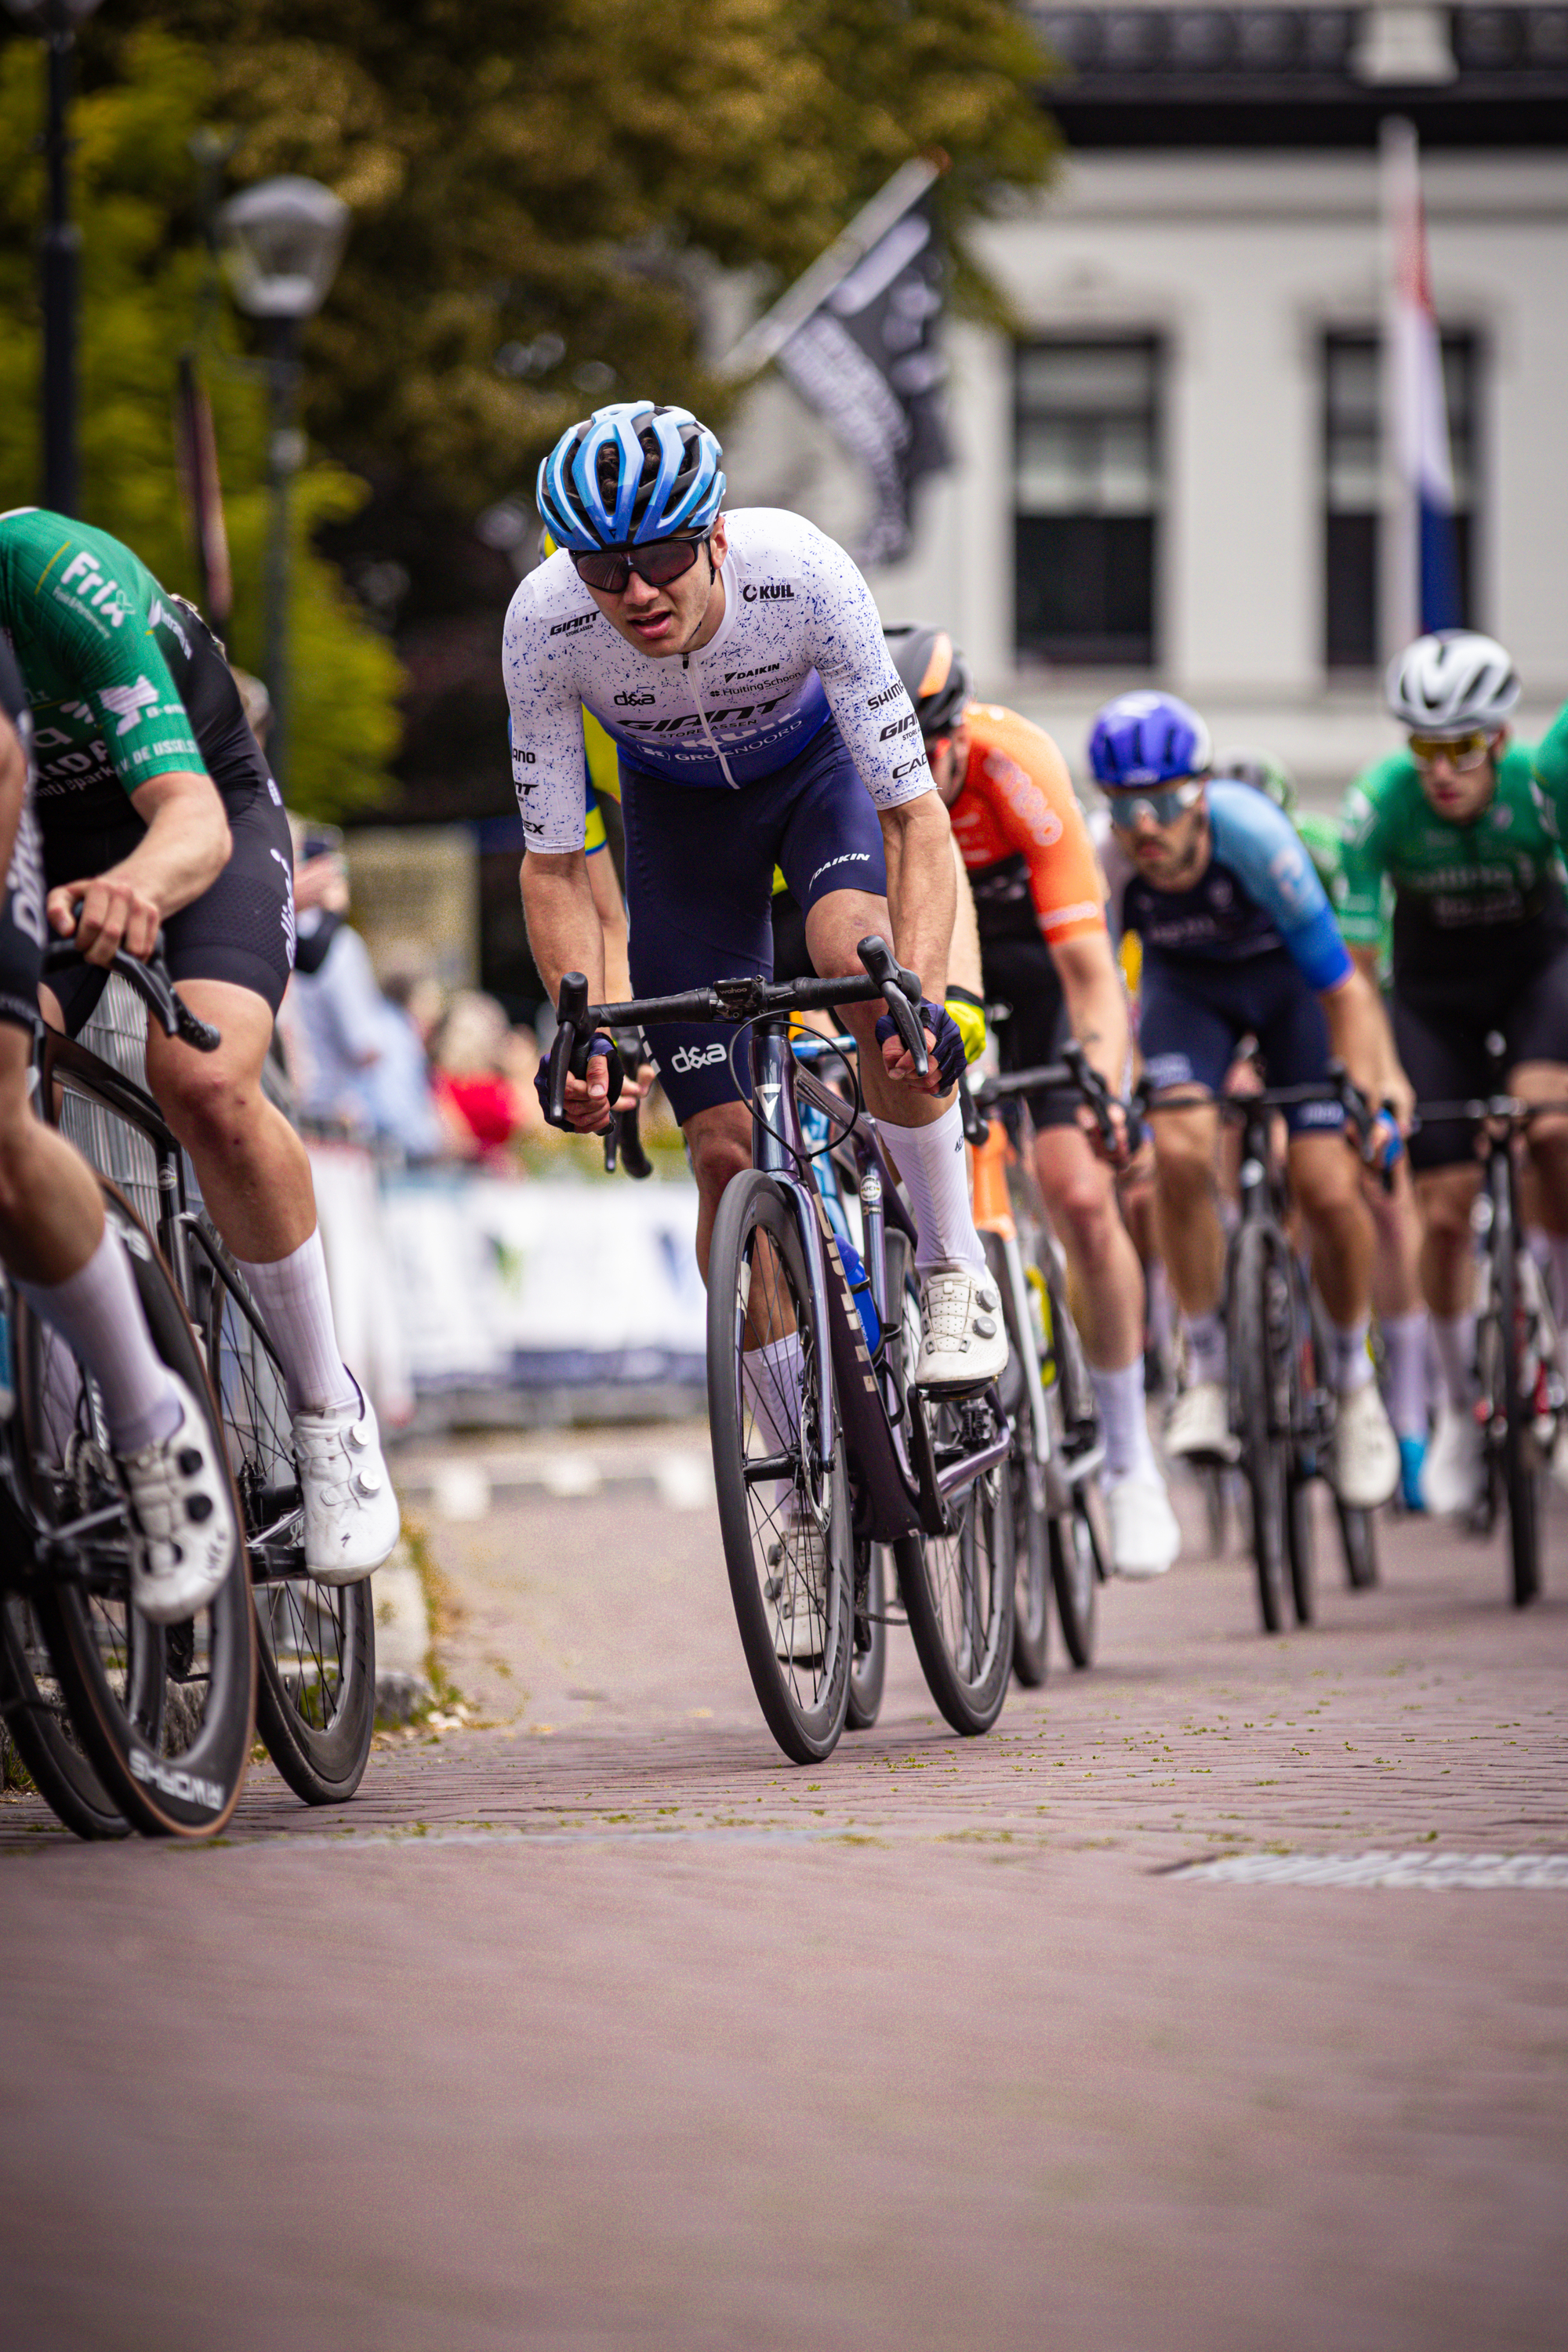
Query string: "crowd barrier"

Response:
xmin=310 ymin=1146 xmax=706 ymax=1428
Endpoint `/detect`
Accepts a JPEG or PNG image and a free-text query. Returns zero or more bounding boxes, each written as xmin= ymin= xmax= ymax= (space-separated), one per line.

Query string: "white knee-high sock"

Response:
xmin=742 ymin=1334 xmax=802 ymax=1456
xmin=1090 ymin=1356 xmax=1156 ymax=1482
xmin=1431 ymin=1312 xmax=1477 ymax=1406
xmin=238 ymin=1230 xmax=358 ymax=1416
xmin=886 ymin=1102 xmax=987 ymax=1276
xmin=1381 ymin=1310 xmax=1431 ymax=1439
xmin=17 ymin=1227 xmax=180 ymax=1454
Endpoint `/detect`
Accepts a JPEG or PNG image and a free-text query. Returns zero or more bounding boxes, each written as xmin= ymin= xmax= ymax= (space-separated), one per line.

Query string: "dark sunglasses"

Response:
xmin=572 ymin=538 xmax=706 ymax=595
xmin=1104 ymin=778 xmax=1205 ymax=829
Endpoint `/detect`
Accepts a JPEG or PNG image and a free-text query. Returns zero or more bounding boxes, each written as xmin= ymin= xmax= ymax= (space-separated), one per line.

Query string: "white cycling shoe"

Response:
xmin=766 ymin=1497 xmax=828 ymax=1663
xmin=915 ymin=1263 xmax=1010 ymax=1395
xmin=1326 ymin=1382 xmax=1400 ymax=1511
xmin=1106 ymin=1468 xmax=1181 ymax=1579
xmin=121 ymin=1373 xmax=238 ymax=1625
xmin=294 ymin=1377 xmax=401 ymax=1583
xmin=1164 ymin=1379 xmax=1239 ymax=1466
xmin=1423 ymin=1400 xmax=1486 ymax=1517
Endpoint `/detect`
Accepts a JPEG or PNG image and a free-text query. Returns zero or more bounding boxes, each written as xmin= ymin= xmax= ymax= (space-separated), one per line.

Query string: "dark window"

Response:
xmin=1014 ymin=338 xmax=1161 ymax=666
xmin=1323 ymin=330 xmax=1479 ymax=670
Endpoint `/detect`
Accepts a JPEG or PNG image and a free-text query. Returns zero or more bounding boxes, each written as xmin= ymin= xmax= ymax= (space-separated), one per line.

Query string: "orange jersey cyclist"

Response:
xmin=886 ymin=625 xmax=1179 ymax=1580
xmin=506 ymin=401 xmax=1011 ymax=1433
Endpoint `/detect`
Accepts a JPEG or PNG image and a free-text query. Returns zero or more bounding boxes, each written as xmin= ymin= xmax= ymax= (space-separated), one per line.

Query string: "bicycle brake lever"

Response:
xmin=1061 ymin=1038 xmax=1121 ymax=1153
xmin=549 ymin=972 xmax=589 ymax=1124
xmin=856 ymin=933 xmax=927 ymax=1078
xmin=172 ymin=996 xmax=222 ymax=1054
xmin=618 ymin=1106 xmax=653 ymax=1180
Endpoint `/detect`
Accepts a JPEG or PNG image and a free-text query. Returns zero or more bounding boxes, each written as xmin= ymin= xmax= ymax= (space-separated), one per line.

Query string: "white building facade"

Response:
xmin=722 ymin=3 xmax=1568 ymax=800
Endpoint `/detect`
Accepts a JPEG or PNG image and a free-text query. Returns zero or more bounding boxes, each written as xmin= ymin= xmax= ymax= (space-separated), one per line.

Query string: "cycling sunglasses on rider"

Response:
xmin=1103 ymin=778 xmax=1206 ymax=829
xmin=572 ymin=536 xmax=706 ymax=595
xmin=1407 ymin=729 xmax=1495 ymax=773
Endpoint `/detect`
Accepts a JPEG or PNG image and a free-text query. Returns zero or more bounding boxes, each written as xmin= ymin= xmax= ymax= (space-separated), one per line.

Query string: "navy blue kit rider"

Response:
xmin=506 ymin=401 xmax=1009 ymax=1404
xmin=1087 ymin=689 xmax=1401 ymax=1511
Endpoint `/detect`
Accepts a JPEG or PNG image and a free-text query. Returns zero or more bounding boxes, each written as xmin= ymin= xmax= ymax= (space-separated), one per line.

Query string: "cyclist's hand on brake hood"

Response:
xmin=535 ymin=1029 xmax=622 ymax=1134
xmin=48 ymin=872 xmax=162 ymax=966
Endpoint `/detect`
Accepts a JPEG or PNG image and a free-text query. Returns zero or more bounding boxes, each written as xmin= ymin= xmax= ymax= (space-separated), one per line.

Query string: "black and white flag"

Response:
xmin=720 ymin=162 xmax=953 ymax=568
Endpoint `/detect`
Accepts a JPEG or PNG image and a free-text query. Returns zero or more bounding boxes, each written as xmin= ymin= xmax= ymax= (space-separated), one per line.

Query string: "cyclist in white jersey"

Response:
xmin=506 ymin=401 xmax=1009 ymax=1399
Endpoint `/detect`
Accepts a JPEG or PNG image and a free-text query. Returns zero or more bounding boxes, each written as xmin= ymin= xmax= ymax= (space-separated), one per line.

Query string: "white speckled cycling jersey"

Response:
xmin=501 ymin=507 xmax=931 ymax=851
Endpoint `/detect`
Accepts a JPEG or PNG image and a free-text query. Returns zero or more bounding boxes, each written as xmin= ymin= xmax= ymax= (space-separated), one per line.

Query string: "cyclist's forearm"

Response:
xmin=586 ymin=847 xmax=632 ymax=1003
xmin=880 ymin=792 xmax=955 ymax=1003
xmin=113 ymin=771 xmax=230 ymax=916
xmin=520 ymin=850 xmax=607 ymax=1005
xmin=1322 ymin=968 xmax=1396 ymax=1103
xmin=1052 ymin=933 xmax=1130 ymax=1094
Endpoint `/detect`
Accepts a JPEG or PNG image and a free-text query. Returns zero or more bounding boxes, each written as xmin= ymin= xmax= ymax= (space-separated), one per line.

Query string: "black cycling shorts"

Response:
xmin=1138 ymin=944 xmax=1345 ymax=1138
xmin=1396 ymin=941 xmax=1568 ymax=1170
xmin=620 ymin=717 xmax=889 ymax=1124
xmin=979 ymin=931 xmax=1079 ymax=1131
xmin=41 ymin=724 xmax=295 ymax=1038
xmin=0 ymin=801 xmax=48 ymax=1035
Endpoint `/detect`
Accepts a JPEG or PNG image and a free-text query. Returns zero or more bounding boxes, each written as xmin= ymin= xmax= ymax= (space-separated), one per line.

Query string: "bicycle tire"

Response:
xmin=1231 ymin=1221 xmax=1290 ymax=1634
xmin=0 ymin=1592 xmax=129 ymax=1840
xmin=1202 ymin=1467 xmax=1228 ymax=1559
xmin=202 ymin=1238 xmax=376 ymax=1803
xmin=1048 ymin=1492 xmax=1102 ymax=1670
xmin=707 ymin=1169 xmax=852 ymax=1765
xmin=1337 ymin=1501 xmax=1378 ymax=1589
xmin=990 ymin=1239 xmax=1047 ymax=1689
xmin=1286 ymin=1464 xmax=1316 ymax=1626
xmin=23 ymin=1181 xmax=256 ymax=1837
xmin=1494 ymin=1166 xmax=1542 ymax=1608
xmin=898 ymin=1396 xmax=1015 ymax=1736
xmin=846 ymin=1542 xmax=888 ymax=1730
xmin=1040 ymin=1247 xmax=1099 ymax=1668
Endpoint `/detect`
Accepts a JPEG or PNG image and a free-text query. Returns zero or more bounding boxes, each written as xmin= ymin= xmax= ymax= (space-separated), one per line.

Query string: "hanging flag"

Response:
xmin=718 ymin=160 xmax=952 ymax=568
xmin=1381 ymin=117 xmax=1460 ymax=650
xmin=173 ymin=349 xmax=234 ymax=626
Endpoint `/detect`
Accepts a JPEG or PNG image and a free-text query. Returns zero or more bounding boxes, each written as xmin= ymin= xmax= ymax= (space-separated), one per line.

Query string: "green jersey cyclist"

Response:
xmin=1340 ymin=630 xmax=1568 ymax=1514
xmin=506 ymin=401 xmax=1011 ymax=1426
xmin=0 ymin=508 xmax=400 ymax=1582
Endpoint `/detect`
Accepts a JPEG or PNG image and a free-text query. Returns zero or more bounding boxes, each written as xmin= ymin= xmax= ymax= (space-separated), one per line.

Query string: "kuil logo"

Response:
xmin=742 ymin=583 xmax=794 ymax=603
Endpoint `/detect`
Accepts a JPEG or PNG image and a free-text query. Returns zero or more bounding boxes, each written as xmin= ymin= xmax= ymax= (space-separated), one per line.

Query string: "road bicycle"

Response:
xmin=1414 ymin=1038 xmax=1568 ymax=1608
xmin=36 ymin=942 xmax=377 ymax=1811
xmin=0 ymin=950 xmax=256 ymax=1838
xmin=550 ymin=938 xmax=1015 ymax=1764
xmin=1138 ymin=1065 xmax=1385 ymax=1634
xmin=971 ymin=1054 xmax=1110 ymax=1680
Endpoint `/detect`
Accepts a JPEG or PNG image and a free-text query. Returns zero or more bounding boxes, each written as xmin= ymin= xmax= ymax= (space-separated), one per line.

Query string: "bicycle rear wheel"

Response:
xmin=846 ymin=1541 xmax=888 ymax=1730
xmin=1495 ymin=1194 xmax=1542 ymax=1608
xmin=1231 ymin=1222 xmax=1290 ymax=1634
xmin=898 ymin=1392 xmax=1015 ymax=1736
xmin=0 ymin=1591 xmax=128 ymax=1839
xmin=992 ymin=1248 xmax=1048 ymax=1690
xmin=22 ymin=1183 xmax=255 ymax=1838
xmin=1337 ymin=1501 xmax=1378 ymax=1589
xmin=202 ymin=1239 xmax=376 ymax=1802
xmin=707 ymin=1170 xmax=852 ymax=1765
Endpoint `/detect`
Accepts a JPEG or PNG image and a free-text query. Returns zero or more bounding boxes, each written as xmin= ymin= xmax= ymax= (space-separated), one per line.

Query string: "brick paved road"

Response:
xmin=2 ymin=1460 xmax=1566 ymax=2350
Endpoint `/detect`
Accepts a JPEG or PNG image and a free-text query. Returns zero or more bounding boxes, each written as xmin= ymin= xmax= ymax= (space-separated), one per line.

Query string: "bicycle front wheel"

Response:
xmin=1231 ymin=1222 xmax=1290 ymax=1634
xmin=23 ymin=1183 xmax=256 ymax=1838
xmin=1495 ymin=1195 xmax=1543 ymax=1609
xmin=0 ymin=1592 xmax=128 ymax=1839
xmin=1337 ymin=1501 xmax=1378 ymax=1589
xmin=846 ymin=1541 xmax=889 ymax=1730
xmin=203 ymin=1241 xmax=376 ymax=1803
xmin=707 ymin=1170 xmax=852 ymax=1765
xmin=899 ymin=1394 xmax=1015 ymax=1735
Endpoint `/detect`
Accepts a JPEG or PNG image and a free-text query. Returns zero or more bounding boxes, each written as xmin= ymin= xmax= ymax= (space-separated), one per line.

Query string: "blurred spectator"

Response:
xmin=279 ymin=829 xmax=385 ymax=1131
xmin=430 ymin=991 xmax=535 ymax=1160
xmin=364 ymin=971 xmax=462 ymax=1163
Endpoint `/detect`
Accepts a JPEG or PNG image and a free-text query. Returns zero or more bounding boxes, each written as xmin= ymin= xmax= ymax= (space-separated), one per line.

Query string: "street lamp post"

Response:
xmin=216 ymin=175 xmax=350 ymax=797
xmin=4 ymin=0 xmax=107 ymax=517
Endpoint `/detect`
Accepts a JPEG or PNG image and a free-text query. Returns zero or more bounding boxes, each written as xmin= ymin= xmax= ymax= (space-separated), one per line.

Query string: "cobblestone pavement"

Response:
xmin=2 ymin=1454 xmax=1566 ymax=2350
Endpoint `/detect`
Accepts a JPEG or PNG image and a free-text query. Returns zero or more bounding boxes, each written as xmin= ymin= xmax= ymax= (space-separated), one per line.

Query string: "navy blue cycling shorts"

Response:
xmin=1138 ymin=944 xmax=1345 ymax=1137
xmin=620 ymin=717 xmax=889 ymax=1124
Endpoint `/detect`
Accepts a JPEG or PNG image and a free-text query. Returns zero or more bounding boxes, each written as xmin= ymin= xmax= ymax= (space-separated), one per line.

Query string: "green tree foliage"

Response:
xmin=108 ymin=0 xmax=1058 ymax=514
xmin=0 ymin=30 xmax=401 ymax=818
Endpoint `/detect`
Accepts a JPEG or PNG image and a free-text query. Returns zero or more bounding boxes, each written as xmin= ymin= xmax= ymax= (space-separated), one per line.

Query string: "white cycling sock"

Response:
xmin=238 ymin=1230 xmax=358 ymax=1417
xmin=1090 ymin=1356 xmax=1156 ymax=1482
xmin=1381 ymin=1310 xmax=1431 ymax=1439
xmin=1546 ymin=1233 xmax=1568 ymax=1326
xmin=17 ymin=1227 xmax=180 ymax=1454
xmin=887 ymin=1102 xmax=987 ymax=1276
xmin=1327 ymin=1315 xmax=1374 ymax=1396
xmin=742 ymin=1333 xmax=803 ymax=1457
xmin=1181 ymin=1308 xmax=1227 ymax=1387
xmin=1432 ymin=1312 xmax=1477 ymax=1406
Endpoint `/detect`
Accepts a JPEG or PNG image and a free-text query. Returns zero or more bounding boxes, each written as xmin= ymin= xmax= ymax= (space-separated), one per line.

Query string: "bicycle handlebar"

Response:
xmin=975 ymin=1043 xmax=1135 ymax=1152
xmin=1131 ymin=1060 xmax=1399 ymax=1189
xmin=42 ymin=938 xmax=222 ymax=1055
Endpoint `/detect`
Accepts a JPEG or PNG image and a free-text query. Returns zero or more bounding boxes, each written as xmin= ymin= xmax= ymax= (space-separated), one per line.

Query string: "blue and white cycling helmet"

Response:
xmin=1087 ymin=690 xmax=1212 ymax=789
xmin=536 ymin=401 xmax=725 ymax=554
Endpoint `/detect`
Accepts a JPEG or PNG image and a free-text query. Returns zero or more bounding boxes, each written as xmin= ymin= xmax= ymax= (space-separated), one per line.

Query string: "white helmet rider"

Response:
xmin=1385 ymin=629 xmax=1520 ymax=737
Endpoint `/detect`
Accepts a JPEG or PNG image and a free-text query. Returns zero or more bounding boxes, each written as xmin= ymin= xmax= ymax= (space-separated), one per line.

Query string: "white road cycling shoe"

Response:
xmin=294 ymin=1377 xmax=401 ymax=1583
xmin=1423 ymin=1400 xmax=1486 ymax=1517
xmin=1106 ymin=1468 xmax=1181 ymax=1579
xmin=1164 ymin=1379 xmax=1239 ymax=1466
xmin=915 ymin=1263 xmax=1009 ymax=1395
xmin=1326 ymin=1382 xmax=1400 ymax=1511
xmin=120 ymin=1373 xmax=237 ymax=1624
xmin=766 ymin=1497 xmax=828 ymax=1663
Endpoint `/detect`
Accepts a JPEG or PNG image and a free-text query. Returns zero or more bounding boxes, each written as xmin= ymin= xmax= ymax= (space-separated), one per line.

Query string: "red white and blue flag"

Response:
xmin=1383 ymin=118 xmax=1461 ymax=644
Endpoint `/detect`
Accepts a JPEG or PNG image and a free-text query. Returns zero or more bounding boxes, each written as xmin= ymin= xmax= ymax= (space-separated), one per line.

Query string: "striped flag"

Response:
xmin=1381 ymin=117 xmax=1461 ymax=648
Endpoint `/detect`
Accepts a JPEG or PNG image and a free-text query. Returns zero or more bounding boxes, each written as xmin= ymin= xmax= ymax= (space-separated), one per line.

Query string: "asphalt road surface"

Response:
xmin=2 ymin=1440 xmax=1566 ymax=2351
